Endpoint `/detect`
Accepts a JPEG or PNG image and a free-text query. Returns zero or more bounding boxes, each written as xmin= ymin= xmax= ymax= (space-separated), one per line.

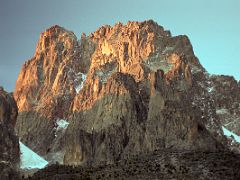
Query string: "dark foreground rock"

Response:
xmin=25 ymin=150 xmax=240 ymax=180
xmin=0 ymin=87 xmax=20 ymax=180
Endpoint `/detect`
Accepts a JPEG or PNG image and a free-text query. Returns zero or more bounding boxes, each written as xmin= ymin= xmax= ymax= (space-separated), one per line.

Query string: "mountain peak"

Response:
xmin=43 ymin=25 xmax=66 ymax=34
xmin=14 ymin=20 xmax=239 ymax=166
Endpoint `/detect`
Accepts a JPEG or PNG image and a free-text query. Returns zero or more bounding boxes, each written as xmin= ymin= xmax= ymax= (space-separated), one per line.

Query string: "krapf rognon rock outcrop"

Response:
xmin=14 ymin=20 xmax=238 ymax=166
xmin=0 ymin=87 xmax=20 ymax=179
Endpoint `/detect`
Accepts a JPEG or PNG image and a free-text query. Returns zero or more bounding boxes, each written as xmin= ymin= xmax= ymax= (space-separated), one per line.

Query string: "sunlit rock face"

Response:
xmin=14 ymin=20 xmax=232 ymax=166
xmin=0 ymin=87 xmax=20 ymax=179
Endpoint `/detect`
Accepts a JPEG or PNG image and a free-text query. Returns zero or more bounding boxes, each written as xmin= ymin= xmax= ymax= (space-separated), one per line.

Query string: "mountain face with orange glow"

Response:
xmin=14 ymin=20 xmax=239 ymax=165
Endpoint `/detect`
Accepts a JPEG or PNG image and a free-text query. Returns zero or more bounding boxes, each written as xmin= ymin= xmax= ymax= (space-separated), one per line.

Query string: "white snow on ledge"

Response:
xmin=222 ymin=126 xmax=240 ymax=143
xmin=216 ymin=108 xmax=229 ymax=115
xmin=19 ymin=141 xmax=48 ymax=169
xmin=207 ymin=87 xmax=214 ymax=93
xmin=75 ymin=72 xmax=87 ymax=93
xmin=56 ymin=119 xmax=69 ymax=131
xmin=54 ymin=119 xmax=70 ymax=137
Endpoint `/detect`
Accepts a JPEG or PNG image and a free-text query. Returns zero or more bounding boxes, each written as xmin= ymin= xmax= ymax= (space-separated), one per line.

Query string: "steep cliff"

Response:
xmin=14 ymin=20 xmax=233 ymax=165
xmin=0 ymin=87 xmax=20 ymax=179
xmin=209 ymin=75 xmax=240 ymax=152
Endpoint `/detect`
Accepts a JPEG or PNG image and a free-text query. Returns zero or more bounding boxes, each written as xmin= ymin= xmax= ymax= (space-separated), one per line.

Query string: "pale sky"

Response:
xmin=0 ymin=0 xmax=239 ymax=91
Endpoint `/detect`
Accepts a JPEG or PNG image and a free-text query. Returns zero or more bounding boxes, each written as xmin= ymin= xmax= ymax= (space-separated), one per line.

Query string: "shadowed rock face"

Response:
xmin=0 ymin=87 xmax=20 ymax=179
xmin=14 ymin=20 xmax=233 ymax=166
xmin=208 ymin=75 xmax=240 ymax=152
xmin=209 ymin=76 xmax=240 ymax=134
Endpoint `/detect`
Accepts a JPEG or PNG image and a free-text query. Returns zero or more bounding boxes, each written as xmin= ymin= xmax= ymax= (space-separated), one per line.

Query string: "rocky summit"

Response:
xmin=13 ymin=20 xmax=240 ymax=172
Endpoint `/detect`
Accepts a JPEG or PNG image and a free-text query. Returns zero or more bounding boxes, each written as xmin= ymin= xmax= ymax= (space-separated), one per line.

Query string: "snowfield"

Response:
xmin=222 ymin=126 xmax=240 ymax=143
xmin=19 ymin=141 xmax=48 ymax=169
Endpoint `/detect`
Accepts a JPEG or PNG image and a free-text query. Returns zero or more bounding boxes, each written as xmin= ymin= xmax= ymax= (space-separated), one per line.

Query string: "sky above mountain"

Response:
xmin=0 ymin=0 xmax=239 ymax=91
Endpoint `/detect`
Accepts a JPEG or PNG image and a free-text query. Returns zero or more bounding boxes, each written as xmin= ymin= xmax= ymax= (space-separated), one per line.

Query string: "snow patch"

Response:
xmin=56 ymin=119 xmax=69 ymax=130
xmin=54 ymin=119 xmax=69 ymax=137
xmin=216 ymin=108 xmax=229 ymax=115
xmin=207 ymin=87 xmax=214 ymax=93
xmin=19 ymin=141 xmax=48 ymax=169
xmin=56 ymin=119 xmax=69 ymax=131
xmin=222 ymin=126 xmax=240 ymax=143
xmin=74 ymin=72 xmax=87 ymax=93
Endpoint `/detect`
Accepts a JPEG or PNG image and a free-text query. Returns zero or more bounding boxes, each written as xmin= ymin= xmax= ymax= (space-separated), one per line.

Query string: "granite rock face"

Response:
xmin=14 ymin=20 xmax=236 ymax=166
xmin=209 ymin=76 xmax=240 ymax=134
xmin=0 ymin=87 xmax=20 ymax=179
xmin=208 ymin=75 xmax=240 ymax=152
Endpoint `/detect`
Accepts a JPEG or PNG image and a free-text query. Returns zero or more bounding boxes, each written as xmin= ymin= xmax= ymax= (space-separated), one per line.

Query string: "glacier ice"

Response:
xmin=19 ymin=141 xmax=48 ymax=169
xmin=222 ymin=126 xmax=240 ymax=143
